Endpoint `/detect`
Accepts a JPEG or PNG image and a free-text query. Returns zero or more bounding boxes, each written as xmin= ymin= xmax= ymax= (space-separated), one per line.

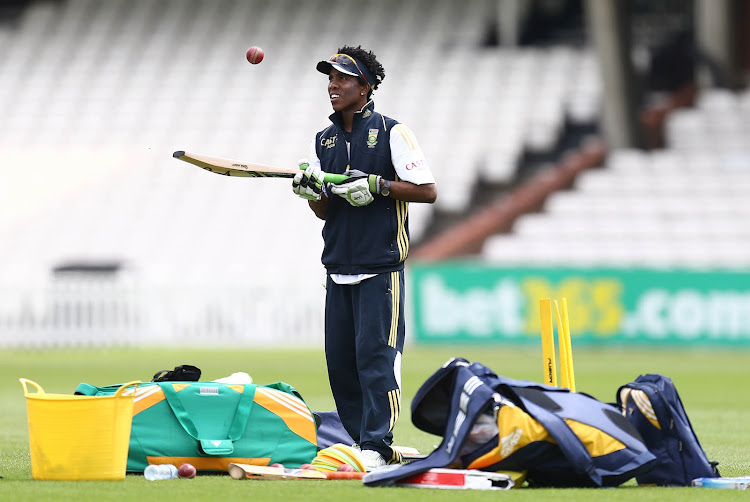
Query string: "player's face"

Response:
xmin=328 ymin=69 xmax=368 ymax=113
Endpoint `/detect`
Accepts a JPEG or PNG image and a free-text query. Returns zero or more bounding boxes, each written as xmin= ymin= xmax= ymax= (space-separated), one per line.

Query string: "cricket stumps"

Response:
xmin=539 ymin=298 xmax=576 ymax=392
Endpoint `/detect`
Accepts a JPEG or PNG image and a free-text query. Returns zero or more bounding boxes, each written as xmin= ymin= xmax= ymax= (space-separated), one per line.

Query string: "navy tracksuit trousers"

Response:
xmin=324 ymin=270 xmax=405 ymax=463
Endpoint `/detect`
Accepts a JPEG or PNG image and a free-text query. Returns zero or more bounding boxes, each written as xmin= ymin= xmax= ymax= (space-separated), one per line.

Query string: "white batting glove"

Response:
xmin=330 ymin=177 xmax=374 ymax=207
xmin=292 ymin=159 xmax=323 ymax=201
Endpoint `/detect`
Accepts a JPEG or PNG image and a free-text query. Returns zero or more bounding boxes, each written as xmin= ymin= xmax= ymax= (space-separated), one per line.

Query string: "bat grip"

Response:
xmin=322 ymin=173 xmax=350 ymax=184
xmin=298 ymin=163 xmax=349 ymax=185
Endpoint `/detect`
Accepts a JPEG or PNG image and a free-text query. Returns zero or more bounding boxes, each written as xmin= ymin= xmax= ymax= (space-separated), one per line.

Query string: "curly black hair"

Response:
xmin=337 ymin=45 xmax=385 ymax=94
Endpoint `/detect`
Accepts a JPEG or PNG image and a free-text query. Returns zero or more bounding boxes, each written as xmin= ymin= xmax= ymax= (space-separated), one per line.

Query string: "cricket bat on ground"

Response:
xmin=228 ymin=463 xmax=326 ymax=480
xmin=173 ymin=151 xmax=349 ymax=184
xmin=395 ymin=445 xmax=424 ymax=461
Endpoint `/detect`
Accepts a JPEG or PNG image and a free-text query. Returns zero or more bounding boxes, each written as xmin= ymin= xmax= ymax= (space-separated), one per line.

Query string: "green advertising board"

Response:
xmin=409 ymin=262 xmax=750 ymax=345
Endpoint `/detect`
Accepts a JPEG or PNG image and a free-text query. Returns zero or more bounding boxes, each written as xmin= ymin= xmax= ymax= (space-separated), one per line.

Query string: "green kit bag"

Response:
xmin=75 ymin=381 xmax=318 ymax=472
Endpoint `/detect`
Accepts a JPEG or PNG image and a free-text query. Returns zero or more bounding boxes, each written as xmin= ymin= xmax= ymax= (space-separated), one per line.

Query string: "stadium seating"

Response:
xmin=0 ymin=0 xmax=600 ymax=285
xmin=6 ymin=0 xmax=747 ymax=346
xmin=482 ymin=143 xmax=750 ymax=268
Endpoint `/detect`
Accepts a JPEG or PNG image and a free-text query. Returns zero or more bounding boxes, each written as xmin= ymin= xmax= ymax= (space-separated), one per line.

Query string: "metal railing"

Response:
xmin=0 ymin=277 xmax=325 ymax=348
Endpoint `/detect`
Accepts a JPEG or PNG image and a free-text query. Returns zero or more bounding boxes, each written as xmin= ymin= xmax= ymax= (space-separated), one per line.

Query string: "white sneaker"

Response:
xmin=359 ymin=449 xmax=387 ymax=471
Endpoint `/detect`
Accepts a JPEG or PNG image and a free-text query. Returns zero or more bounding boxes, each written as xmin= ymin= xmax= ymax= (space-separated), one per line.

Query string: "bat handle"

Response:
xmin=322 ymin=172 xmax=350 ymax=184
xmin=298 ymin=162 xmax=349 ymax=185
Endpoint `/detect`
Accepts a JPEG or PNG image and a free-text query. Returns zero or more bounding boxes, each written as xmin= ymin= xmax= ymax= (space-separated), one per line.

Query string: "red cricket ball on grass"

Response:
xmin=178 ymin=463 xmax=197 ymax=479
xmin=246 ymin=46 xmax=264 ymax=64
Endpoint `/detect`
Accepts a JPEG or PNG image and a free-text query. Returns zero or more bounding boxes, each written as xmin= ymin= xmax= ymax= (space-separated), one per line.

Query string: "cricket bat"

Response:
xmin=228 ymin=463 xmax=326 ymax=480
xmin=394 ymin=445 xmax=423 ymax=460
xmin=173 ymin=151 xmax=350 ymax=184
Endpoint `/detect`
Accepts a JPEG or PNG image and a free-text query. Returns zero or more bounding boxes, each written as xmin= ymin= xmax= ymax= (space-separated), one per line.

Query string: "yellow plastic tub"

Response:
xmin=20 ymin=378 xmax=140 ymax=480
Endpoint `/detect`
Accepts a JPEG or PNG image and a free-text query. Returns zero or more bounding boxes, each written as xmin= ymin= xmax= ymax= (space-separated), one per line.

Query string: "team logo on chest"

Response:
xmin=321 ymin=136 xmax=337 ymax=149
xmin=367 ymin=128 xmax=379 ymax=148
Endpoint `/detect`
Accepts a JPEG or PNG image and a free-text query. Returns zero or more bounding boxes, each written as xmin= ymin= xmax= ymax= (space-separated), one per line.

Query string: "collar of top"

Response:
xmin=329 ymin=100 xmax=375 ymax=129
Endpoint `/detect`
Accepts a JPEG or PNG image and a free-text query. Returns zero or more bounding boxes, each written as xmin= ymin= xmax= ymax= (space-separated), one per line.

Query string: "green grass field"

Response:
xmin=1 ymin=345 xmax=748 ymax=500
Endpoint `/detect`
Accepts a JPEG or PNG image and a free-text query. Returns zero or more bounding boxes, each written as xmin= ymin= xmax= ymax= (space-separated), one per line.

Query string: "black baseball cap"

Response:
xmin=316 ymin=53 xmax=375 ymax=86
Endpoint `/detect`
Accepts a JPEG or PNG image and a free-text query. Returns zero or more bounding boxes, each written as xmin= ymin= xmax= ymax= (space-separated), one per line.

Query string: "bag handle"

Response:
xmin=159 ymin=383 xmax=255 ymax=444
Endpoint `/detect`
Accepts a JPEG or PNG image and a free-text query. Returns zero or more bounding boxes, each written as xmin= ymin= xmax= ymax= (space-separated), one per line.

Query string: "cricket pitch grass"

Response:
xmin=1 ymin=345 xmax=748 ymax=501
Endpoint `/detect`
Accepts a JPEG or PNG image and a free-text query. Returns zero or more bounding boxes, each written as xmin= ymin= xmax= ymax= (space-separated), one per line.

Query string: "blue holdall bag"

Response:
xmin=364 ymin=358 xmax=656 ymax=488
xmin=617 ymin=374 xmax=720 ymax=486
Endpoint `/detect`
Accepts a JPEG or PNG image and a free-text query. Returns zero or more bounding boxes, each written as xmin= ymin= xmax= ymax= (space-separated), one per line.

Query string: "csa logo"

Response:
xmin=367 ymin=128 xmax=379 ymax=148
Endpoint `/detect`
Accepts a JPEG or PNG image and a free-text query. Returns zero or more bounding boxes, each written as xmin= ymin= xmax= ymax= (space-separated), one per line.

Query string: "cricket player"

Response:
xmin=292 ymin=45 xmax=437 ymax=470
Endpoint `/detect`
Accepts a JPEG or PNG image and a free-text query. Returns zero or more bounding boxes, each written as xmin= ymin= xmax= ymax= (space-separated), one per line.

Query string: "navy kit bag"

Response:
xmin=365 ymin=358 xmax=656 ymax=488
xmin=617 ymin=374 xmax=720 ymax=486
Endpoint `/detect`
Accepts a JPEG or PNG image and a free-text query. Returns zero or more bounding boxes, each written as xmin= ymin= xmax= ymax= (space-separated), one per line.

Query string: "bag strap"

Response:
xmin=519 ymin=396 xmax=603 ymax=486
xmin=74 ymin=383 xmax=101 ymax=396
xmin=263 ymin=381 xmax=304 ymax=400
xmin=476 ymin=368 xmax=604 ymax=485
xmin=158 ymin=383 xmax=255 ymax=442
xmin=75 ymin=382 xmax=132 ymax=396
xmin=228 ymin=386 xmax=255 ymax=440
